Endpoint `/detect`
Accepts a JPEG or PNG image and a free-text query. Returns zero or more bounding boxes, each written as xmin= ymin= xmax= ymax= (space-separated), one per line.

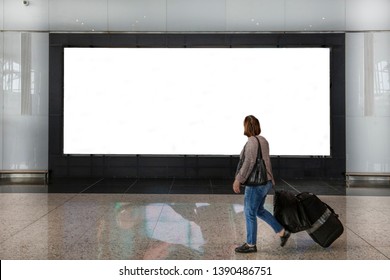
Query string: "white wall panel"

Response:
xmin=108 ymin=0 xmax=166 ymax=32
xmin=226 ymin=0 xmax=284 ymax=32
xmin=0 ymin=32 xmax=3 ymax=169
xmin=2 ymin=33 xmax=20 ymax=116
xmin=0 ymin=0 xmax=4 ymax=30
xmin=346 ymin=33 xmax=365 ymax=117
xmin=49 ymin=0 xmax=108 ymax=31
xmin=31 ymin=34 xmax=49 ymax=116
xmin=346 ymin=32 xmax=390 ymax=118
xmin=3 ymin=115 xmax=48 ymax=169
xmin=346 ymin=32 xmax=390 ymax=173
xmin=167 ymin=0 xmax=226 ymax=32
xmin=346 ymin=117 xmax=390 ymax=173
xmin=372 ymin=33 xmax=390 ymax=117
xmin=3 ymin=0 xmax=49 ymax=31
xmin=285 ymin=0 xmax=345 ymax=31
xmin=346 ymin=0 xmax=390 ymax=31
xmin=2 ymin=33 xmax=48 ymax=170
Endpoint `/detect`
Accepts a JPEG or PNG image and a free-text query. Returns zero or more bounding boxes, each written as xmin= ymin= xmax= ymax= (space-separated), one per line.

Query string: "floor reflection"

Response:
xmin=0 ymin=178 xmax=389 ymax=260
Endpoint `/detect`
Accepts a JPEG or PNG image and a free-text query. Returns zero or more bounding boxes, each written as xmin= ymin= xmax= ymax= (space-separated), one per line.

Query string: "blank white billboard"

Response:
xmin=64 ymin=47 xmax=330 ymax=156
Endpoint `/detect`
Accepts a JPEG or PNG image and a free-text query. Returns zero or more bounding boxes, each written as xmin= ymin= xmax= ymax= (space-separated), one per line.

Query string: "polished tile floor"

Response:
xmin=0 ymin=177 xmax=390 ymax=260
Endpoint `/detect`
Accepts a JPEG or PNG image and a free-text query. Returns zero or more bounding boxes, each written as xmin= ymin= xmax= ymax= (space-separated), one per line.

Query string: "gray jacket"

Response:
xmin=235 ymin=135 xmax=275 ymax=186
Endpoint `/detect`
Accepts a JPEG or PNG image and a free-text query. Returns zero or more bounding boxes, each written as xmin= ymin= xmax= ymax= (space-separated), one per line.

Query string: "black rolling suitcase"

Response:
xmin=296 ymin=192 xmax=344 ymax=248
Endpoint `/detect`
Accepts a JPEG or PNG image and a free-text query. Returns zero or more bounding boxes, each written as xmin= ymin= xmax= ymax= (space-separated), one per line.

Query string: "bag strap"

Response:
xmin=239 ymin=136 xmax=264 ymax=169
xmin=254 ymin=136 xmax=264 ymax=160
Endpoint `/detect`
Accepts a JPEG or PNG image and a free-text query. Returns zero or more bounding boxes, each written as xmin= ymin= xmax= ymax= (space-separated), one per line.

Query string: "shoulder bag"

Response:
xmin=237 ymin=137 xmax=268 ymax=186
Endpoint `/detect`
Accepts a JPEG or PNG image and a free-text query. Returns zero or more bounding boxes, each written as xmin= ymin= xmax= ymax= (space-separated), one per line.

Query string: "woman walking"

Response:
xmin=233 ymin=115 xmax=290 ymax=253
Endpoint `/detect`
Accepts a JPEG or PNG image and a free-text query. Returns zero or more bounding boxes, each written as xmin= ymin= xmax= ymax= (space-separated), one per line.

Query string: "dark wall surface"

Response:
xmin=49 ymin=33 xmax=345 ymax=179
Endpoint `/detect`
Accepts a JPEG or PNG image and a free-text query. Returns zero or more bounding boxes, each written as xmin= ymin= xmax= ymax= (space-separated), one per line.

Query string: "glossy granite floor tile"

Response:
xmin=376 ymin=247 xmax=390 ymax=258
xmin=0 ymin=220 xmax=32 ymax=244
xmin=0 ymin=194 xmax=76 ymax=244
xmin=0 ymin=193 xmax=75 ymax=206
xmin=1 ymin=185 xmax=390 ymax=260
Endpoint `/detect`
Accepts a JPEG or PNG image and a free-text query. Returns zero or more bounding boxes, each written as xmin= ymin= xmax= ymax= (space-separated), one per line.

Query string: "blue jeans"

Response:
xmin=244 ymin=181 xmax=284 ymax=245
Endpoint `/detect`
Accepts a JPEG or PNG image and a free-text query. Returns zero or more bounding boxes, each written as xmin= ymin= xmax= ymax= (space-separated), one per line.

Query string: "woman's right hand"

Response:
xmin=233 ymin=180 xmax=241 ymax=194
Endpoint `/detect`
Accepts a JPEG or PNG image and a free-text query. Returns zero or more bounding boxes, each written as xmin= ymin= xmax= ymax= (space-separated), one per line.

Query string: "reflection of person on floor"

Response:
xmin=233 ymin=115 xmax=291 ymax=253
xmin=168 ymin=202 xmax=221 ymax=245
xmin=112 ymin=203 xmax=202 ymax=259
xmin=168 ymin=202 xmax=242 ymax=256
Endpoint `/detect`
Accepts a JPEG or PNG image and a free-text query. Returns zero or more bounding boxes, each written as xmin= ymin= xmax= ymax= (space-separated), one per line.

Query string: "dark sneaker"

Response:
xmin=235 ymin=243 xmax=257 ymax=253
xmin=280 ymin=230 xmax=291 ymax=247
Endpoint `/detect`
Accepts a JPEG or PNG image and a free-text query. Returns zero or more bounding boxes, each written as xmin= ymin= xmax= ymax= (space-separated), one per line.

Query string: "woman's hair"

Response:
xmin=243 ymin=115 xmax=261 ymax=137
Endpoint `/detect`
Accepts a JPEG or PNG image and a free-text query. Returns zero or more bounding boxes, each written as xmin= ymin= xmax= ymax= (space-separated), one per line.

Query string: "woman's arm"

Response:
xmin=235 ymin=136 xmax=258 ymax=185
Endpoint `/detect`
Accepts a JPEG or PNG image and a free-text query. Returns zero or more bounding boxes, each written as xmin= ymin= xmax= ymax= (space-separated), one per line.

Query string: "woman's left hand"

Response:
xmin=233 ymin=180 xmax=241 ymax=194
